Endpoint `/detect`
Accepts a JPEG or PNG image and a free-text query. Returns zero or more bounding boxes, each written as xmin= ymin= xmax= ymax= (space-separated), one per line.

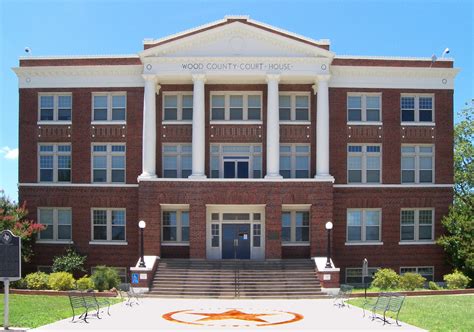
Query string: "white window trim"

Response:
xmin=91 ymin=143 xmax=126 ymax=183
xmin=210 ymin=144 xmax=262 ymax=179
xmin=347 ymin=144 xmax=382 ymax=184
xmin=279 ymin=92 xmax=311 ymax=123
xmin=90 ymin=208 xmax=127 ymax=243
xmin=346 ymin=208 xmax=382 ymax=243
xmin=161 ymin=207 xmax=190 ymax=245
xmin=400 ymin=94 xmax=435 ymax=124
xmin=345 ymin=267 xmax=380 ymax=284
xmin=400 ymin=266 xmax=434 ymax=279
xmin=162 ymin=144 xmax=192 ymax=178
xmin=347 ymin=93 xmax=382 ymax=123
xmin=37 ymin=207 xmax=73 ymax=243
xmin=210 ymin=92 xmax=263 ymax=122
xmin=401 ymin=144 xmax=434 ymax=184
xmin=281 ymin=209 xmax=310 ymax=245
xmin=38 ymin=93 xmax=72 ymax=124
xmin=38 ymin=143 xmax=71 ymax=183
xmin=400 ymin=208 xmax=435 ymax=242
xmin=162 ymin=92 xmax=193 ymax=123
xmin=280 ymin=144 xmax=311 ymax=179
xmin=91 ymin=92 xmax=127 ymax=123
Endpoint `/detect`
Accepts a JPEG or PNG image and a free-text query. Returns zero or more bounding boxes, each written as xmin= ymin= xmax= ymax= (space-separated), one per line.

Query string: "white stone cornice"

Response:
xmin=331 ymin=65 xmax=459 ymax=78
xmin=265 ymin=74 xmax=280 ymax=82
xmin=316 ymin=74 xmax=331 ymax=82
xmin=13 ymin=65 xmax=142 ymax=77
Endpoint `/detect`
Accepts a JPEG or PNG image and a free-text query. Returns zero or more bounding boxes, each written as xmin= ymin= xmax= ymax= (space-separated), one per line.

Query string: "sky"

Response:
xmin=0 ymin=0 xmax=473 ymax=201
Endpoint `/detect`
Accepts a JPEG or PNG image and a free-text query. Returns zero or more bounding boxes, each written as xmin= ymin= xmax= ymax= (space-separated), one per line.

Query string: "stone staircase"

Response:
xmin=147 ymin=259 xmax=329 ymax=299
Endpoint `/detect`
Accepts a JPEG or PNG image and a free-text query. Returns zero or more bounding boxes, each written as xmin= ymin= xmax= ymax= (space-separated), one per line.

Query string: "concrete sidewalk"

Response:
xmin=32 ymin=298 xmax=424 ymax=331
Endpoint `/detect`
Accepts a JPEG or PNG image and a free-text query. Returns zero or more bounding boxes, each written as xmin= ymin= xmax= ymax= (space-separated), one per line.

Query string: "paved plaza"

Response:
xmin=32 ymin=298 xmax=423 ymax=331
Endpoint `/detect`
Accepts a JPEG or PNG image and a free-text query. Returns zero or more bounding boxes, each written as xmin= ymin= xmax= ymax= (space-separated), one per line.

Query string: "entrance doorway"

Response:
xmin=222 ymin=224 xmax=251 ymax=259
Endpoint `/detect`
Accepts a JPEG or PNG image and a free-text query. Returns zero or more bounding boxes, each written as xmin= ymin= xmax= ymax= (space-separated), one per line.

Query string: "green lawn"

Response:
xmin=348 ymin=295 xmax=474 ymax=332
xmin=0 ymin=294 xmax=122 ymax=328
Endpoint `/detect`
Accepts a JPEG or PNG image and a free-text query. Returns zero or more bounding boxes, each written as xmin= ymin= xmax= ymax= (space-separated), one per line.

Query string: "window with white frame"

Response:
xmin=38 ymin=208 xmax=72 ymax=242
xmin=401 ymin=95 xmax=434 ymax=123
xmin=401 ymin=145 xmax=434 ymax=183
xmin=92 ymin=93 xmax=126 ymax=122
xmin=92 ymin=144 xmax=126 ymax=183
xmin=210 ymin=144 xmax=262 ymax=178
xmin=38 ymin=144 xmax=71 ymax=182
xmin=280 ymin=144 xmax=310 ymax=178
xmin=347 ymin=145 xmax=381 ymax=183
xmin=39 ymin=94 xmax=72 ymax=122
xmin=400 ymin=266 xmax=434 ymax=281
xmin=281 ymin=210 xmax=310 ymax=243
xmin=163 ymin=93 xmax=193 ymax=121
xmin=347 ymin=94 xmax=381 ymax=122
xmin=162 ymin=144 xmax=192 ymax=178
xmin=279 ymin=94 xmax=310 ymax=121
xmin=345 ymin=267 xmax=379 ymax=284
xmin=347 ymin=209 xmax=381 ymax=243
xmin=162 ymin=210 xmax=189 ymax=243
xmin=91 ymin=267 xmax=128 ymax=282
xmin=400 ymin=209 xmax=434 ymax=241
xmin=91 ymin=209 xmax=126 ymax=242
xmin=211 ymin=93 xmax=261 ymax=121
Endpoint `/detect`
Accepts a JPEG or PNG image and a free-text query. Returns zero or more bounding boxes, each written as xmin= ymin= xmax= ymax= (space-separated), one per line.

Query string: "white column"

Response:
xmin=315 ymin=74 xmax=333 ymax=180
xmin=139 ymin=74 xmax=158 ymax=179
xmin=189 ymin=74 xmax=207 ymax=179
xmin=265 ymin=74 xmax=282 ymax=179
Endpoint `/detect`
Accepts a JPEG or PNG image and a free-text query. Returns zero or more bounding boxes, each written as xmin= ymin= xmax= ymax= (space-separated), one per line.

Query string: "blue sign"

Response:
xmin=131 ymin=273 xmax=139 ymax=284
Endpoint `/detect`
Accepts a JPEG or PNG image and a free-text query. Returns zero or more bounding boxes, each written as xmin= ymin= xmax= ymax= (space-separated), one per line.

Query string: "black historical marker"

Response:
xmin=0 ymin=230 xmax=21 ymax=279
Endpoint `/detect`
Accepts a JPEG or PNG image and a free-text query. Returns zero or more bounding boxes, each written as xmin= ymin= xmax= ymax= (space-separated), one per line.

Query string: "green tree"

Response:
xmin=437 ymin=103 xmax=474 ymax=284
xmin=0 ymin=191 xmax=45 ymax=262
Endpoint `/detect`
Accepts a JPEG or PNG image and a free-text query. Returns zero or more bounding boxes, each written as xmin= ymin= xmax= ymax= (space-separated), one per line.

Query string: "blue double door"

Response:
xmin=221 ymin=223 xmax=251 ymax=259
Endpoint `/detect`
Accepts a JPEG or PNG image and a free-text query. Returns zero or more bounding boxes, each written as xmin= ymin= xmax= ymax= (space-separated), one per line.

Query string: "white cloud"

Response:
xmin=0 ymin=147 xmax=19 ymax=160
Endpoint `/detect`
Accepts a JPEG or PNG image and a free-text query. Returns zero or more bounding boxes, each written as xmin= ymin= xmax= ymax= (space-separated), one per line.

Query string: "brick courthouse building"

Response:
xmin=14 ymin=16 xmax=458 ymax=285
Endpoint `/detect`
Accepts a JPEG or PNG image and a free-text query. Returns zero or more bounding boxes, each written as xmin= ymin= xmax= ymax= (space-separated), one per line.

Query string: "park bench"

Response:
xmin=118 ymin=283 xmax=141 ymax=306
xmin=68 ymin=291 xmax=99 ymax=323
xmin=363 ymin=292 xmax=406 ymax=326
xmin=333 ymin=284 xmax=354 ymax=308
xmin=83 ymin=290 xmax=112 ymax=317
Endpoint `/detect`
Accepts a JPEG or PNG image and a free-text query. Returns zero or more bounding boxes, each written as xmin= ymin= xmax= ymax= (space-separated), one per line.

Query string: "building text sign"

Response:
xmin=181 ymin=62 xmax=293 ymax=71
xmin=0 ymin=230 xmax=21 ymax=280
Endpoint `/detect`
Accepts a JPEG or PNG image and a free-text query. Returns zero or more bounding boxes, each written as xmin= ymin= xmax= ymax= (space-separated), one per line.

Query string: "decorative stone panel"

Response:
xmin=401 ymin=126 xmax=436 ymax=142
xmin=37 ymin=125 xmax=71 ymax=140
xmin=347 ymin=125 xmax=383 ymax=140
xmin=91 ymin=125 xmax=127 ymax=139
xmin=209 ymin=125 xmax=262 ymax=142
xmin=280 ymin=125 xmax=311 ymax=143
xmin=161 ymin=125 xmax=192 ymax=142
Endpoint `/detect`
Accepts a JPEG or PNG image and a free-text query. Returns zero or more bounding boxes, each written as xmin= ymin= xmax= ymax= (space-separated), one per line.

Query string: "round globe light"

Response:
xmin=138 ymin=220 xmax=146 ymax=229
xmin=325 ymin=221 xmax=333 ymax=230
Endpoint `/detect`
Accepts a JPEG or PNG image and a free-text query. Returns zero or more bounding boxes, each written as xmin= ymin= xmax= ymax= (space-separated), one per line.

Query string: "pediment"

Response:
xmin=140 ymin=20 xmax=334 ymax=59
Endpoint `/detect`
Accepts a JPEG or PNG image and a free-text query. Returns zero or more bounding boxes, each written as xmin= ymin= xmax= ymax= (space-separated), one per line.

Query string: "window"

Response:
xmin=280 ymin=144 xmax=310 ymax=178
xmin=281 ymin=210 xmax=310 ymax=243
xmin=91 ymin=209 xmax=126 ymax=242
xmin=279 ymin=94 xmax=310 ymax=121
xmin=92 ymin=93 xmax=126 ymax=122
xmin=401 ymin=145 xmax=434 ymax=183
xmin=38 ymin=94 xmax=72 ymax=122
xmin=400 ymin=209 xmax=434 ymax=241
xmin=253 ymin=224 xmax=261 ymax=247
xmin=210 ymin=144 xmax=262 ymax=178
xmin=163 ymin=93 xmax=193 ymax=121
xmin=347 ymin=209 xmax=381 ymax=243
xmin=346 ymin=267 xmax=379 ymax=285
xmin=400 ymin=267 xmax=434 ymax=281
xmin=211 ymin=224 xmax=220 ymax=247
xmin=162 ymin=210 xmax=189 ymax=243
xmin=91 ymin=267 xmax=127 ymax=283
xmin=347 ymin=94 xmax=381 ymax=122
xmin=347 ymin=145 xmax=381 ymax=183
xmin=38 ymin=144 xmax=71 ymax=182
xmin=211 ymin=93 xmax=261 ymax=121
xmin=162 ymin=144 xmax=192 ymax=178
xmin=38 ymin=208 xmax=72 ymax=242
xmin=401 ymin=95 xmax=434 ymax=123
xmin=92 ymin=144 xmax=126 ymax=183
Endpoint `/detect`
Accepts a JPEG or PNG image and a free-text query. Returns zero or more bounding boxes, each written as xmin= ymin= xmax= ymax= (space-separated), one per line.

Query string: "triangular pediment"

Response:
xmin=140 ymin=18 xmax=334 ymax=59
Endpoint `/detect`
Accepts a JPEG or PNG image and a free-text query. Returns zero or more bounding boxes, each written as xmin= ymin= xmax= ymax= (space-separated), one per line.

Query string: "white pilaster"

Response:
xmin=315 ymin=74 xmax=334 ymax=181
xmin=265 ymin=74 xmax=282 ymax=179
xmin=139 ymin=74 xmax=158 ymax=180
xmin=189 ymin=74 xmax=207 ymax=179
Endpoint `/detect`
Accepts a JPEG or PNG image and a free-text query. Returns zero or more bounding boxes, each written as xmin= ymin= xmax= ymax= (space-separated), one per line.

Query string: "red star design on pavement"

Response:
xmin=189 ymin=309 xmax=274 ymax=323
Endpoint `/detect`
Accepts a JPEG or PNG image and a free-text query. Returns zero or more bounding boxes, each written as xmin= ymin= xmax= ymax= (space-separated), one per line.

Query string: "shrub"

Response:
xmin=91 ymin=266 xmax=120 ymax=292
xmin=399 ymin=272 xmax=426 ymax=291
xmin=52 ymin=248 xmax=86 ymax=275
xmin=11 ymin=278 xmax=28 ymax=289
xmin=25 ymin=272 xmax=49 ymax=290
xmin=371 ymin=268 xmax=400 ymax=290
xmin=76 ymin=275 xmax=95 ymax=291
xmin=428 ymin=281 xmax=442 ymax=290
xmin=443 ymin=270 xmax=472 ymax=289
xmin=48 ymin=272 xmax=75 ymax=291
